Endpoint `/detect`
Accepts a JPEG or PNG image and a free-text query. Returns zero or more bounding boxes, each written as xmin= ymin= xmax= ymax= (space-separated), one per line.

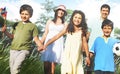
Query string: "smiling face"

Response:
xmin=102 ymin=25 xmax=112 ymax=37
xmin=101 ymin=8 xmax=109 ymax=20
xmin=72 ymin=13 xmax=82 ymax=26
xmin=57 ymin=9 xmax=65 ymax=17
xmin=20 ymin=10 xmax=31 ymax=22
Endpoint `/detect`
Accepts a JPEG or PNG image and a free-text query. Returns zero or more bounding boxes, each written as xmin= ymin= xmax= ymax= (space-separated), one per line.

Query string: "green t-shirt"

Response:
xmin=11 ymin=21 xmax=39 ymax=50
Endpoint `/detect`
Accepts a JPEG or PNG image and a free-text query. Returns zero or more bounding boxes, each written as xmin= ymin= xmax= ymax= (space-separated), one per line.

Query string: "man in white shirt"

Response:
xmin=86 ymin=4 xmax=111 ymax=74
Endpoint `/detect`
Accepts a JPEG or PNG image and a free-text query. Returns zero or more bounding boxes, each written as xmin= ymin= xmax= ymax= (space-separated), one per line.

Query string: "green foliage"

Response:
xmin=20 ymin=56 xmax=44 ymax=74
xmin=6 ymin=20 xmax=15 ymax=27
xmin=65 ymin=9 xmax=73 ymax=22
xmin=35 ymin=0 xmax=54 ymax=36
xmin=114 ymin=27 xmax=120 ymax=39
xmin=114 ymin=27 xmax=120 ymax=35
xmin=0 ymin=15 xmax=15 ymax=27
xmin=1 ymin=35 xmax=120 ymax=74
xmin=115 ymin=55 xmax=120 ymax=74
xmin=0 ymin=36 xmax=11 ymax=74
xmin=0 ymin=37 xmax=61 ymax=74
xmin=42 ymin=0 xmax=55 ymax=14
xmin=55 ymin=64 xmax=61 ymax=74
xmin=0 ymin=16 xmax=4 ymax=27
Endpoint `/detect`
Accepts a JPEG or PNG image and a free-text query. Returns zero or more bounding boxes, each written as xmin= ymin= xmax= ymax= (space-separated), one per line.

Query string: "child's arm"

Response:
xmin=41 ymin=20 xmax=50 ymax=43
xmin=2 ymin=25 xmax=14 ymax=38
xmin=82 ymin=36 xmax=90 ymax=66
xmin=82 ymin=31 xmax=90 ymax=52
xmin=89 ymin=52 xmax=94 ymax=58
xmin=34 ymin=36 xmax=44 ymax=51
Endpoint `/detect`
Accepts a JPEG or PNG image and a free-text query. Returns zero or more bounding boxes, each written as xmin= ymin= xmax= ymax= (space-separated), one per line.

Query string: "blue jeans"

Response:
xmin=10 ymin=50 xmax=30 ymax=74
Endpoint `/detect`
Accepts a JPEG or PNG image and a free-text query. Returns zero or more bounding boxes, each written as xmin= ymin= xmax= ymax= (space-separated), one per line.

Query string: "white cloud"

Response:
xmin=109 ymin=3 xmax=120 ymax=28
xmin=0 ymin=0 xmax=43 ymax=23
xmin=0 ymin=0 xmax=120 ymax=28
xmin=76 ymin=0 xmax=100 ymax=19
xmin=75 ymin=0 xmax=120 ymax=28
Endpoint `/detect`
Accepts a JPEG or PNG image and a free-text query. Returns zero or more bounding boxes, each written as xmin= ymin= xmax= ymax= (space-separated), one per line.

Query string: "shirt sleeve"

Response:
xmin=32 ymin=25 xmax=39 ymax=37
xmin=90 ymin=38 xmax=97 ymax=53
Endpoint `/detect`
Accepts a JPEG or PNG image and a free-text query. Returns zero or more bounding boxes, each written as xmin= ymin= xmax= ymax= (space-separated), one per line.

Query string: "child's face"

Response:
xmin=20 ymin=10 xmax=31 ymax=22
xmin=102 ymin=25 xmax=112 ymax=37
xmin=72 ymin=13 xmax=82 ymax=26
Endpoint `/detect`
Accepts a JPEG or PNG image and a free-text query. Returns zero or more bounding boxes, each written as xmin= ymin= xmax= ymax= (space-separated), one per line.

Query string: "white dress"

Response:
xmin=41 ymin=22 xmax=64 ymax=63
xmin=61 ymin=31 xmax=84 ymax=74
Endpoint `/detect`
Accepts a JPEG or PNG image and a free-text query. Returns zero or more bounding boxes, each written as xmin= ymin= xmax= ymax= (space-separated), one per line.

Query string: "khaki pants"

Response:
xmin=10 ymin=50 xmax=30 ymax=74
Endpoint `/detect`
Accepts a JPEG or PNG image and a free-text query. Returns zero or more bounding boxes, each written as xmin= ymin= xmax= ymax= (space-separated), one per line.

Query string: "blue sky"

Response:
xmin=0 ymin=0 xmax=120 ymax=28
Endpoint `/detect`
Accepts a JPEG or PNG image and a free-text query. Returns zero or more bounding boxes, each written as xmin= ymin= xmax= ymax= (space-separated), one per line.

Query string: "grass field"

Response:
xmin=0 ymin=37 xmax=120 ymax=74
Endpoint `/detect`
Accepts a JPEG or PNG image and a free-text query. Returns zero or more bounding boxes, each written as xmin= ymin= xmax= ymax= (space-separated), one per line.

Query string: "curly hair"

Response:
xmin=68 ymin=10 xmax=88 ymax=36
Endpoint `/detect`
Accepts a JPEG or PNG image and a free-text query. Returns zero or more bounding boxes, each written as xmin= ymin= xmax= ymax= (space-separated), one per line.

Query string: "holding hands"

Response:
xmin=85 ymin=56 xmax=90 ymax=66
xmin=37 ymin=45 xmax=44 ymax=51
xmin=37 ymin=43 xmax=47 ymax=51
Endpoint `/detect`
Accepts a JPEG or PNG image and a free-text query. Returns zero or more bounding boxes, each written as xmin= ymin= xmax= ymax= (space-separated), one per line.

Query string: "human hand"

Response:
xmin=1 ymin=25 xmax=6 ymax=32
xmin=37 ymin=43 xmax=48 ymax=51
xmin=37 ymin=44 xmax=44 ymax=51
xmin=85 ymin=57 xmax=90 ymax=66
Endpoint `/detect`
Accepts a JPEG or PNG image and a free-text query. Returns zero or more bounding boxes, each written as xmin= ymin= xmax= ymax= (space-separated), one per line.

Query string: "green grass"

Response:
xmin=0 ymin=39 xmax=61 ymax=74
xmin=0 ymin=48 xmax=61 ymax=74
xmin=0 ymin=37 xmax=120 ymax=74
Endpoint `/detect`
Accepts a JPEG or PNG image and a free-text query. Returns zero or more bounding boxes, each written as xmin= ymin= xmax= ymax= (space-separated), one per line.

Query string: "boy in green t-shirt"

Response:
xmin=2 ymin=4 xmax=43 ymax=74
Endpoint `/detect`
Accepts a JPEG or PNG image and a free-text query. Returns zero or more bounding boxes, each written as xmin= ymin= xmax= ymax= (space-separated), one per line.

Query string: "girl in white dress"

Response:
xmin=40 ymin=5 xmax=67 ymax=74
xmin=45 ymin=10 xmax=90 ymax=74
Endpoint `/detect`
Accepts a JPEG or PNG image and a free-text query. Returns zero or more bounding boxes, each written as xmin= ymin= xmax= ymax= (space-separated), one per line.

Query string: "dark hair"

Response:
xmin=19 ymin=4 xmax=33 ymax=17
xmin=101 ymin=4 xmax=110 ymax=14
xmin=68 ymin=10 xmax=88 ymax=36
xmin=52 ymin=9 xmax=66 ymax=24
xmin=101 ymin=19 xmax=113 ymax=30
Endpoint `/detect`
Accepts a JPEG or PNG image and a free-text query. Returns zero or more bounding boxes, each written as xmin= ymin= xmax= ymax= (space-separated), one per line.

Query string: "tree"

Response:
xmin=65 ymin=9 xmax=73 ymax=22
xmin=35 ymin=0 xmax=55 ymax=37
xmin=114 ymin=27 xmax=120 ymax=39
xmin=35 ymin=0 xmax=73 ymax=37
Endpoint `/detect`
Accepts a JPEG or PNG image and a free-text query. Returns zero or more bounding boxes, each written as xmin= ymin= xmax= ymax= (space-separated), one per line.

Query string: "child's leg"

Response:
xmin=10 ymin=50 xmax=17 ymax=74
xmin=51 ymin=62 xmax=56 ymax=74
xmin=10 ymin=50 xmax=29 ymax=74
xmin=44 ymin=61 xmax=51 ymax=74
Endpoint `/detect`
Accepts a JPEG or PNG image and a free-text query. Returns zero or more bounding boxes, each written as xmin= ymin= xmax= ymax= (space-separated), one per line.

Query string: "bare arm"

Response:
xmin=44 ymin=22 xmax=68 ymax=48
xmin=82 ymin=36 xmax=90 ymax=66
xmin=41 ymin=20 xmax=51 ymax=43
xmin=82 ymin=36 xmax=89 ymax=57
xmin=4 ymin=31 xmax=14 ymax=38
xmin=34 ymin=36 xmax=44 ymax=51
xmin=89 ymin=52 xmax=94 ymax=58
xmin=2 ymin=25 xmax=14 ymax=39
xmin=82 ymin=31 xmax=90 ymax=52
